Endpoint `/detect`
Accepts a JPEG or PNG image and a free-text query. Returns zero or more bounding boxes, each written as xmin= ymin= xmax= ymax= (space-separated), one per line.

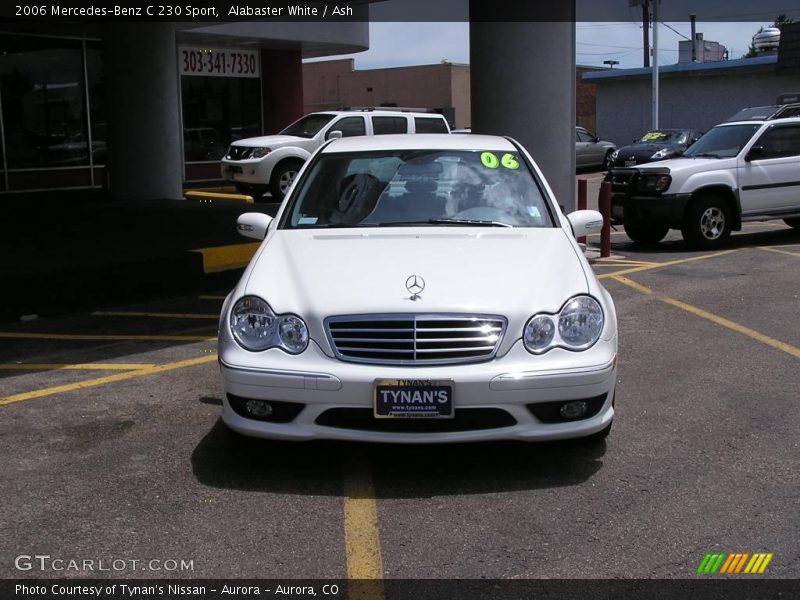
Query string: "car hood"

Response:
xmin=231 ymin=135 xmax=305 ymax=148
xmin=616 ymin=143 xmax=683 ymax=159
xmin=243 ymin=228 xmax=589 ymax=340
xmin=632 ymin=156 xmax=730 ymax=174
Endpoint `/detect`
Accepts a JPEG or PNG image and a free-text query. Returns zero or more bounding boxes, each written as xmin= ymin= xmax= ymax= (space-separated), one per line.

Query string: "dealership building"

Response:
xmin=0 ymin=20 xmax=368 ymax=199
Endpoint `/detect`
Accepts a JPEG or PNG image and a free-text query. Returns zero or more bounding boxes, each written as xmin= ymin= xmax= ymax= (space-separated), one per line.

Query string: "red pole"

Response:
xmin=599 ymin=181 xmax=612 ymax=258
xmin=577 ymin=178 xmax=587 ymax=244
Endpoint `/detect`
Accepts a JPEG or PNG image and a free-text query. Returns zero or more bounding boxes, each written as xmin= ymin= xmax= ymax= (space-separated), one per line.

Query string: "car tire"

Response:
xmin=623 ymin=216 xmax=669 ymax=246
xmin=234 ymin=183 xmax=268 ymax=201
xmin=603 ymin=150 xmax=615 ymax=171
xmin=784 ymin=217 xmax=800 ymax=230
xmin=269 ymin=160 xmax=303 ymax=201
xmin=681 ymin=194 xmax=732 ymax=249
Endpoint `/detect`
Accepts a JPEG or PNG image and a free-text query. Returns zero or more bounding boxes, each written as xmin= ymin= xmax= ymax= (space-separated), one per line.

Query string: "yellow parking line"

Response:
xmin=758 ymin=246 xmax=800 ymax=258
xmin=0 ymin=363 xmax=156 ymax=371
xmin=0 ymin=332 xmax=214 ymax=342
xmin=343 ymin=458 xmax=384 ymax=598
xmin=598 ymin=248 xmax=740 ymax=280
xmin=611 ymin=275 xmax=800 ymax=360
xmin=0 ymin=355 xmax=218 ymax=406
xmin=92 ymin=311 xmax=218 ymax=320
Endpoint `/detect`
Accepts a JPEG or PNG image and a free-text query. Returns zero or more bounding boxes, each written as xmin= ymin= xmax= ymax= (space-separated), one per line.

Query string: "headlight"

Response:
xmin=523 ymin=315 xmax=555 ymax=352
xmin=523 ymin=295 xmax=604 ymax=354
xmin=650 ymin=148 xmax=670 ymax=160
xmin=278 ymin=315 xmax=309 ymax=354
xmin=611 ymin=149 xmax=619 ymax=160
xmin=250 ymin=147 xmax=271 ymax=159
xmin=230 ymin=296 xmax=308 ymax=353
xmin=639 ymin=173 xmax=671 ymax=193
xmin=558 ymin=296 xmax=604 ymax=349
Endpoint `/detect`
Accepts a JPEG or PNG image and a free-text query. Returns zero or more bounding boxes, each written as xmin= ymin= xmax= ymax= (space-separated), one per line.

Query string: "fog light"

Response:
xmin=559 ymin=401 xmax=588 ymax=420
xmin=245 ymin=400 xmax=273 ymax=418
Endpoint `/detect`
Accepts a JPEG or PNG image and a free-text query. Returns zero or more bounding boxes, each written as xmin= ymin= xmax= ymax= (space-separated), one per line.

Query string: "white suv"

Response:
xmin=610 ymin=112 xmax=800 ymax=248
xmin=221 ymin=109 xmax=451 ymax=201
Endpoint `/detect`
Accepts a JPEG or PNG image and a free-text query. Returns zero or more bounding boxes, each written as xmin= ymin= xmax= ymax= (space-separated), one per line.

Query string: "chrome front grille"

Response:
xmin=325 ymin=314 xmax=507 ymax=365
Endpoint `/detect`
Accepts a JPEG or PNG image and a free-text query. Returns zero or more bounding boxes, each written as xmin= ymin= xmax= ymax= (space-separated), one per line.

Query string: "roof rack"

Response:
xmin=335 ymin=106 xmax=440 ymax=114
xmin=725 ymin=96 xmax=800 ymax=122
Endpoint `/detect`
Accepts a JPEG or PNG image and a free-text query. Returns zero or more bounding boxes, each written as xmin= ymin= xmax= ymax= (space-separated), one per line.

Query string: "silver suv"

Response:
xmin=221 ymin=109 xmax=451 ymax=201
xmin=610 ymin=99 xmax=800 ymax=248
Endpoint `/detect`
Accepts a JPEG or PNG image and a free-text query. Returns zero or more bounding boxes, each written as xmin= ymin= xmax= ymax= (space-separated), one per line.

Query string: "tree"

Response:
xmin=744 ymin=14 xmax=794 ymax=58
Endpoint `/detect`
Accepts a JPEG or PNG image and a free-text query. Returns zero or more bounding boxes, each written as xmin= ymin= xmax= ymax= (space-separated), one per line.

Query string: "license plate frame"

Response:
xmin=373 ymin=379 xmax=454 ymax=419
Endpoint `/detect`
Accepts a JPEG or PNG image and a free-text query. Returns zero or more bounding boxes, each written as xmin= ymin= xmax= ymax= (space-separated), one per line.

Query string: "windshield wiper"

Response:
xmin=426 ymin=218 xmax=513 ymax=228
xmin=688 ymin=152 xmax=723 ymax=159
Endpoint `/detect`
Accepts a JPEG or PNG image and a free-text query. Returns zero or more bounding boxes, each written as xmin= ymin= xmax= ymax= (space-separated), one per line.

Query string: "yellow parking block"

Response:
xmin=192 ymin=242 xmax=260 ymax=273
xmin=184 ymin=190 xmax=253 ymax=204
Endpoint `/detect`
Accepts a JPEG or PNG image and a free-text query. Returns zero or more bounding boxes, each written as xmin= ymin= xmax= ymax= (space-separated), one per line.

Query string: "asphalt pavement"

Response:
xmin=1 ymin=214 xmax=798 ymax=587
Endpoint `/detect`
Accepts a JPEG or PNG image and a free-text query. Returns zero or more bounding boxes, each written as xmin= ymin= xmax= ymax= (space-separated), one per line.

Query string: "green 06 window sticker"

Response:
xmin=480 ymin=152 xmax=520 ymax=170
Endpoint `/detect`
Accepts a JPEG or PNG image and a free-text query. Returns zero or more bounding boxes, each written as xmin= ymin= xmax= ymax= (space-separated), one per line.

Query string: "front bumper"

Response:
xmin=218 ymin=338 xmax=617 ymax=443
xmin=611 ymin=192 xmax=691 ymax=226
xmin=220 ymin=157 xmax=271 ymax=185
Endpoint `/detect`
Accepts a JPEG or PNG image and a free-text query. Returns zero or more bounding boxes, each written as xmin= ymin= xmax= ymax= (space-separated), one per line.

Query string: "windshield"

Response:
xmin=281 ymin=149 xmax=555 ymax=229
xmin=637 ymin=130 xmax=687 ymax=144
xmin=280 ymin=114 xmax=336 ymax=138
xmin=683 ymin=124 xmax=761 ymax=158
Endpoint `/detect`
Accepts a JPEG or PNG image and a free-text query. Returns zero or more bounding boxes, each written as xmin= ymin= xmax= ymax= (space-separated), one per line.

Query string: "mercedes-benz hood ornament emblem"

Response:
xmin=405 ymin=275 xmax=425 ymax=300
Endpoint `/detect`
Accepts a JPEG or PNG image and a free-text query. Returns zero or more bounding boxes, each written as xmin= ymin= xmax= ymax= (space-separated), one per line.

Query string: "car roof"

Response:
xmin=321 ymin=134 xmax=518 ymax=153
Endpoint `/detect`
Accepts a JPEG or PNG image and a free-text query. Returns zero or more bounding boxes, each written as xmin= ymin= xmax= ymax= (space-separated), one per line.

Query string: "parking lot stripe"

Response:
xmin=92 ymin=310 xmax=218 ymax=320
xmin=0 ymin=363 xmax=156 ymax=371
xmin=598 ymin=248 xmax=740 ymax=280
xmin=758 ymin=246 xmax=800 ymax=258
xmin=0 ymin=332 xmax=214 ymax=342
xmin=343 ymin=458 xmax=384 ymax=593
xmin=0 ymin=355 xmax=218 ymax=406
xmin=611 ymin=275 xmax=800 ymax=360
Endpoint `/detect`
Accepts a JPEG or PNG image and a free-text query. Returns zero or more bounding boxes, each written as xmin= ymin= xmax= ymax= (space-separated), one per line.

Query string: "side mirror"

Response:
xmin=326 ymin=130 xmax=343 ymax=140
xmin=745 ymin=145 xmax=764 ymax=162
xmin=236 ymin=212 xmax=273 ymax=240
xmin=567 ymin=209 xmax=604 ymax=237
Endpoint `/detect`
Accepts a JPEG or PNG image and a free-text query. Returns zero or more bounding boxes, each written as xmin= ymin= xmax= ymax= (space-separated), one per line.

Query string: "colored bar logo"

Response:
xmin=696 ymin=552 xmax=773 ymax=574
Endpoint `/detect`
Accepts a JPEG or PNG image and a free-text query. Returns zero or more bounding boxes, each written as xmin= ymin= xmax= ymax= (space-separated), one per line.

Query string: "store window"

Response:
xmin=85 ymin=41 xmax=106 ymax=166
xmin=0 ymin=35 xmax=88 ymax=169
xmin=181 ymin=49 xmax=261 ymax=164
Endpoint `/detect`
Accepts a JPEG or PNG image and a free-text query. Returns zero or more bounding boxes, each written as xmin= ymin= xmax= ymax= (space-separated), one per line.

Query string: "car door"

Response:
xmin=575 ymin=129 xmax=593 ymax=167
xmin=325 ymin=116 xmax=367 ymax=139
xmin=738 ymin=123 xmax=800 ymax=215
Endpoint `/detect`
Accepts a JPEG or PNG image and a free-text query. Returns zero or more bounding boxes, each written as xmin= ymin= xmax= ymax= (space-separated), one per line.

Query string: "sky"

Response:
xmin=304 ymin=20 xmax=795 ymax=71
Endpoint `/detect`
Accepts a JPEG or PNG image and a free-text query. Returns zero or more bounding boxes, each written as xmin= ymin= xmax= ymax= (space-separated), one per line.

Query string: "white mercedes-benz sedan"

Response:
xmin=217 ymin=134 xmax=617 ymax=443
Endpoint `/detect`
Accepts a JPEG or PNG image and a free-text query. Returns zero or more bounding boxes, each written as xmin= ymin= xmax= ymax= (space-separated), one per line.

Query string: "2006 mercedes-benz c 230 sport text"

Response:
xmin=217 ymin=134 xmax=617 ymax=443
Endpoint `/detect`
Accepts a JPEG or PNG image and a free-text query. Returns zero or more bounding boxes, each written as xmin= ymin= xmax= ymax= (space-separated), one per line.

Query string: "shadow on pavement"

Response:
xmin=191 ymin=418 xmax=606 ymax=498
xmin=610 ymin=225 xmax=800 ymax=255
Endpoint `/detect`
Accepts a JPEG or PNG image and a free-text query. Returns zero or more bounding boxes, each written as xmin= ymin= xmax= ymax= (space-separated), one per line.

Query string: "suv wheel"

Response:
xmin=270 ymin=160 xmax=303 ymax=201
xmin=784 ymin=217 xmax=800 ymax=230
xmin=623 ymin=215 xmax=669 ymax=246
xmin=681 ymin=195 xmax=732 ymax=249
